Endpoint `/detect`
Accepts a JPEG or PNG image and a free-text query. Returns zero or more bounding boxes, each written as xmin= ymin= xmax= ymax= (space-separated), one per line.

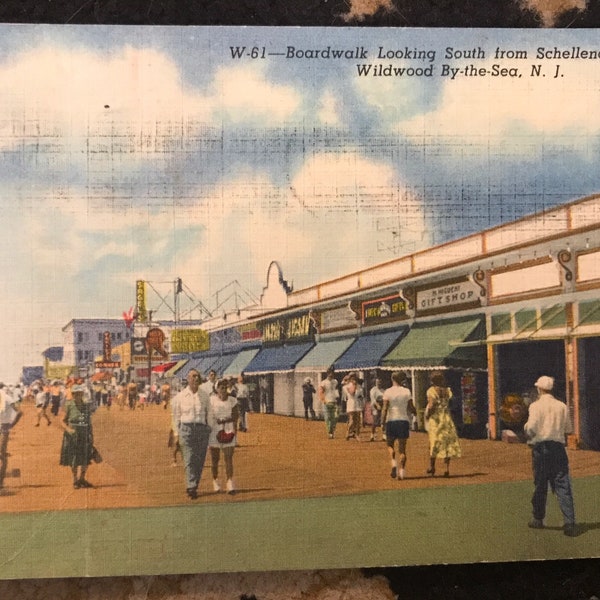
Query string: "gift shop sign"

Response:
xmin=362 ymin=294 xmax=407 ymax=325
xmin=416 ymin=278 xmax=481 ymax=316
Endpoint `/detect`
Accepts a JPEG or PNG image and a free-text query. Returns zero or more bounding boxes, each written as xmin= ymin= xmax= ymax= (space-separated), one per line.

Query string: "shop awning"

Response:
xmin=164 ymin=359 xmax=188 ymax=377
xmin=209 ymin=352 xmax=241 ymax=377
xmin=381 ymin=316 xmax=486 ymax=370
xmin=334 ymin=327 xmax=408 ymax=371
xmin=151 ymin=361 xmax=178 ymax=374
xmin=243 ymin=342 xmax=315 ymax=375
xmin=178 ymin=357 xmax=205 ymax=380
xmin=222 ymin=348 xmax=260 ymax=377
xmin=295 ymin=336 xmax=356 ymax=372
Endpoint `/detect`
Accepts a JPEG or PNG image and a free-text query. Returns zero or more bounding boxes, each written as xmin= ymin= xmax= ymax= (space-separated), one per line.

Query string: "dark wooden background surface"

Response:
xmin=3 ymin=1 xmax=600 ymax=597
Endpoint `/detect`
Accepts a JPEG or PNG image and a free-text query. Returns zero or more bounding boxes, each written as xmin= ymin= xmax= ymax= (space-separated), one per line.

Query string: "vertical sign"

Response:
xmin=103 ymin=331 xmax=111 ymax=361
xmin=136 ymin=280 xmax=147 ymax=323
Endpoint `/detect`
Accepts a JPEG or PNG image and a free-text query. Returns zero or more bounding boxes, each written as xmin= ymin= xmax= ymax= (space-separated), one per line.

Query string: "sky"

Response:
xmin=1 ymin=25 xmax=600 ymax=382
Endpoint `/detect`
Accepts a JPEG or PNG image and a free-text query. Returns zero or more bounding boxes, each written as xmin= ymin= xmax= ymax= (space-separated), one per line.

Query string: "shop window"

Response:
xmin=491 ymin=313 xmax=512 ymax=335
xmin=515 ymin=309 xmax=537 ymax=331
xmin=578 ymin=300 xmax=600 ymax=325
xmin=541 ymin=305 xmax=567 ymax=329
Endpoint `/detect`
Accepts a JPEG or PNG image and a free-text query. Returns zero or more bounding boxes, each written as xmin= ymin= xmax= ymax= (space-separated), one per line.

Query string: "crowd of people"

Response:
xmin=313 ymin=367 xmax=461 ymax=480
xmin=0 ymin=365 xmax=578 ymax=535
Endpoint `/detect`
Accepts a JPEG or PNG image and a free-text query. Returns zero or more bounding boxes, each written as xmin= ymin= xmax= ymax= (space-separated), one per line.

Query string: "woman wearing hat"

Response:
xmin=208 ymin=378 xmax=240 ymax=494
xmin=59 ymin=384 xmax=95 ymax=489
xmin=424 ymin=371 xmax=461 ymax=477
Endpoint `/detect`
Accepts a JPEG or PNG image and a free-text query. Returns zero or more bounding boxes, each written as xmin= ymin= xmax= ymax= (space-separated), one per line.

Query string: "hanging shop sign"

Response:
xmin=103 ymin=331 xmax=112 ymax=362
xmin=362 ymin=294 xmax=407 ymax=326
xmin=415 ymin=277 xmax=481 ymax=316
xmin=238 ymin=323 xmax=262 ymax=341
xmin=261 ymin=312 xmax=315 ymax=344
xmin=319 ymin=306 xmax=357 ymax=332
xmin=136 ymin=280 xmax=148 ymax=323
xmin=131 ymin=337 xmax=147 ymax=357
xmin=95 ymin=360 xmax=121 ymax=369
xmin=171 ymin=329 xmax=210 ymax=354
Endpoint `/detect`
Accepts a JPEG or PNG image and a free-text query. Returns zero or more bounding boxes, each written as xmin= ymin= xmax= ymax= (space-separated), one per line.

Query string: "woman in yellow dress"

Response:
xmin=425 ymin=371 xmax=461 ymax=477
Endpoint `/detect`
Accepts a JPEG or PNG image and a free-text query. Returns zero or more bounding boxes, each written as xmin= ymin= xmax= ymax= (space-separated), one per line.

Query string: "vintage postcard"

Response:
xmin=0 ymin=24 xmax=599 ymax=579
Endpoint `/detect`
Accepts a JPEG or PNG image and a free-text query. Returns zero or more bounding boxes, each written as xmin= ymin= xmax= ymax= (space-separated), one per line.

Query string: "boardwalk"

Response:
xmin=3 ymin=400 xmax=600 ymax=513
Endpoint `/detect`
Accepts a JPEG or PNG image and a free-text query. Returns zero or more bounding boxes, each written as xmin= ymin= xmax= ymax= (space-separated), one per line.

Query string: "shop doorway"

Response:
xmin=495 ymin=340 xmax=566 ymax=435
xmin=577 ymin=337 xmax=600 ymax=450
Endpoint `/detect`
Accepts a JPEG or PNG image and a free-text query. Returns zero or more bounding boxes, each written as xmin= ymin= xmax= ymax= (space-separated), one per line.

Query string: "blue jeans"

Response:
xmin=178 ymin=422 xmax=211 ymax=492
xmin=531 ymin=441 xmax=575 ymax=525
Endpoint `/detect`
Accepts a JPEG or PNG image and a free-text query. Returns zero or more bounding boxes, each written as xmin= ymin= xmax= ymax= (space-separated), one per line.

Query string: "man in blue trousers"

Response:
xmin=524 ymin=375 xmax=576 ymax=537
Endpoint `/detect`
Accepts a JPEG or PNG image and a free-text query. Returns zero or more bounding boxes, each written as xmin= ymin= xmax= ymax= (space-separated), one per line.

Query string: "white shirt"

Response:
xmin=524 ymin=393 xmax=572 ymax=445
xmin=171 ymin=386 xmax=211 ymax=430
xmin=201 ymin=379 xmax=216 ymax=396
xmin=0 ymin=389 xmax=17 ymax=425
xmin=370 ymin=386 xmax=384 ymax=414
xmin=343 ymin=383 xmax=364 ymax=413
xmin=208 ymin=395 xmax=238 ymax=447
xmin=35 ymin=390 xmax=47 ymax=408
xmin=319 ymin=377 xmax=339 ymax=404
xmin=236 ymin=383 xmax=249 ymax=399
xmin=383 ymin=385 xmax=412 ymax=422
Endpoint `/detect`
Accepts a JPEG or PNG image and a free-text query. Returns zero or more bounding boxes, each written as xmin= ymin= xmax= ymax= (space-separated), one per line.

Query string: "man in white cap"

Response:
xmin=524 ymin=375 xmax=576 ymax=536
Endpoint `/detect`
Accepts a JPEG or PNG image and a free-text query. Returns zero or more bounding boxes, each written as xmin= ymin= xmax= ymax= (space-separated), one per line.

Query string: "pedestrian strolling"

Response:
xmin=59 ymin=384 xmax=95 ymax=489
xmin=209 ymin=378 xmax=240 ymax=495
xmin=170 ymin=369 xmax=212 ymax=500
xmin=525 ymin=376 xmax=576 ymax=536
xmin=302 ymin=377 xmax=316 ymax=420
xmin=319 ymin=367 xmax=339 ymax=439
xmin=382 ymin=371 xmax=416 ymax=480
xmin=424 ymin=371 xmax=461 ymax=477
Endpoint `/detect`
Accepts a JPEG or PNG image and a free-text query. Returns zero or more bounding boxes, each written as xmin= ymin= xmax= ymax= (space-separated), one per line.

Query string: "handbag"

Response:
xmin=91 ymin=446 xmax=103 ymax=463
xmin=216 ymin=429 xmax=235 ymax=444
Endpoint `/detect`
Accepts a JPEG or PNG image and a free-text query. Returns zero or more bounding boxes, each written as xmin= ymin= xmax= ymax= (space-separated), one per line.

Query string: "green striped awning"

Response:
xmin=381 ymin=316 xmax=486 ymax=370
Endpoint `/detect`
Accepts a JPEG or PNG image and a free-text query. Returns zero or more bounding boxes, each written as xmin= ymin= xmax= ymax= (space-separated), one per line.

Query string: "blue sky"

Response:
xmin=1 ymin=25 xmax=600 ymax=381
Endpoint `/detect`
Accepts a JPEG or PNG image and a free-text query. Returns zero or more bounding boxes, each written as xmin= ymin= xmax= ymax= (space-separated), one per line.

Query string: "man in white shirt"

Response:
xmin=171 ymin=369 xmax=212 ymax=500
xmin=236 ymin=375 xmax=250 ymax=432
xmin=524 ymin=375 xmax=576 ymax=536
xmin=0 ymin=384 xmax=22 ymax=489
xmin=369 ymin=378 xmax=384 ymax=442
xmin=343 ymin=372 xmax=364 ymax=441
xmin=201 ymin=369 xmax=217 ymax=396
xmin=319 ymin=367 xmax=339 ymax=439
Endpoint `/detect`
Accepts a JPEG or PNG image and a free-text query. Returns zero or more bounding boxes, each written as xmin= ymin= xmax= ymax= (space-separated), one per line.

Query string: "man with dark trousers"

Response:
xmin=524 ymin=376 xmax=576 ymax=536
xmin=171 ymin=369 xmax=212 ymax=500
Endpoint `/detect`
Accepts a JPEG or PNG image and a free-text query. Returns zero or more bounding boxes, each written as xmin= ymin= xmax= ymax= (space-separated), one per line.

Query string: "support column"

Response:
xmin=487 ymin=344 xmax=499 ymax=440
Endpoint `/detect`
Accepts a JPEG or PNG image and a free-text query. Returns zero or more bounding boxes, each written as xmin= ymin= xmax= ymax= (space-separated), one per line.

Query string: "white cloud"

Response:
xmin=396 ymin=59 xmax=600 ymax=139
xmin=317 ymin=90 xmax=342 ymax=125
xmin=213 ymin=64 xmax=302 ymax=123
xmin=0 ymin=46 xmax=209 ymax=151
xmin=0 ymin=46 xmax=303 ymax=155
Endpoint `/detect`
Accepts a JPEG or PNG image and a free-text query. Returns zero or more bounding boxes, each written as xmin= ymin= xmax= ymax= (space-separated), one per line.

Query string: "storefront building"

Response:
xmin=175 ymin=194 xmax=600 ymax=448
